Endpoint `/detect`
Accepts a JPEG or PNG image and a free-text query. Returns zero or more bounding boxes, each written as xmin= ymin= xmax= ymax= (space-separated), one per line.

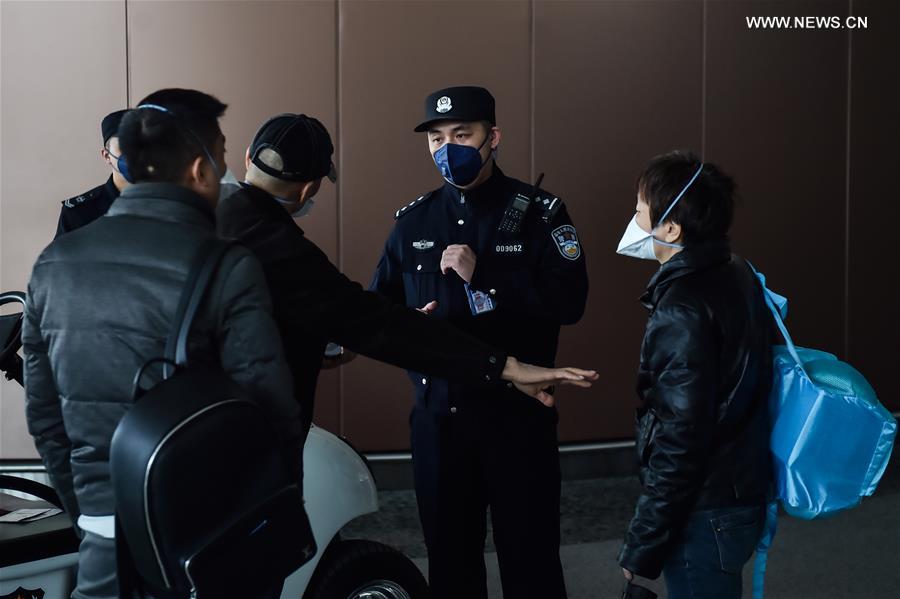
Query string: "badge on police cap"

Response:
xmin=552 ymin=225 xmax=581 ymax=260
xmin=436 ymin=96 xmax=452 ymax=114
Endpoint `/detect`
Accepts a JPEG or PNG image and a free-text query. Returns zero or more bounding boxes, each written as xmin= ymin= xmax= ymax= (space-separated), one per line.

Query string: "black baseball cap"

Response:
xmin=414 ymin=86 xmax=496 ymax=132
xmin=249 ymin=113 xmax=336 ymax=183
xmin=101 ymin=109 xmax=128 ymax=145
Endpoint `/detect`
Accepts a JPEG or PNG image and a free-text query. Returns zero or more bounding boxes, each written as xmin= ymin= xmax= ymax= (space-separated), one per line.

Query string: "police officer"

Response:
xmin=370 ymin=86 xmax=590 ymax=598
xmin=216 ymin=113 xmax=596 ymax=437
xmin=55 ymin=109 xmax=130 ymax=237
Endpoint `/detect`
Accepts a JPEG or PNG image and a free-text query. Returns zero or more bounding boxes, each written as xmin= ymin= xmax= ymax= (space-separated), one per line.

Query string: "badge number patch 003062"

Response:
xmin=552 ymin=225 xmax=581 ymax=260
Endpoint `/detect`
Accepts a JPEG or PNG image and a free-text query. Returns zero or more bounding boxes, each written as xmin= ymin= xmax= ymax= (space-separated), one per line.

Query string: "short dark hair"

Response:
xmin=118 ymin=88 xmax=227 ymax=183
xmin=637 ymin=150 xmax=736 ymax=246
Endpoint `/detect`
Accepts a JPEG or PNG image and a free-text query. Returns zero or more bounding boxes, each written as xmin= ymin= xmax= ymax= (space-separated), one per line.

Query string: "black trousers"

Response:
xmin=410 ymin=399 xmax=567 ymax=599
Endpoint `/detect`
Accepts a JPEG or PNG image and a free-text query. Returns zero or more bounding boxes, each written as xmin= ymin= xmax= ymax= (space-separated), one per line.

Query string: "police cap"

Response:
xmin=414 ymin=86 xmax=496 ymax=133
xmin=101 ymin=109 xmax=128 ymax=145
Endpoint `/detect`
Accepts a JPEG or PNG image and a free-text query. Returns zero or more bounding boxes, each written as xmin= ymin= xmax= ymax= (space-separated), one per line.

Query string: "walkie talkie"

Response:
xmin=498 ymin=172 xmax=544 ymax=235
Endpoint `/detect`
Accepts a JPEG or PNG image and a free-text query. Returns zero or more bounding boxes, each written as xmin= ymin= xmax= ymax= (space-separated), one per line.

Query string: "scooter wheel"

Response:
xmin=304 ymin=539 xmax=427 ymax=599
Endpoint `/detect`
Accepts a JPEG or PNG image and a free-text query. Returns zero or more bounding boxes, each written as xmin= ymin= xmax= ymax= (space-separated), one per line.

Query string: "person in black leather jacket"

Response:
xmin=615 ymin=151 xmax=773 ymax=599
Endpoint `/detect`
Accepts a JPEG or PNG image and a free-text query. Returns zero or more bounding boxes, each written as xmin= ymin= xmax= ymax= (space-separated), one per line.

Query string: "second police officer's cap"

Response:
xmin=249 ymin=113 xmax=337 ymax=183
xmin=101 ymin=109 xmax=129 ymax=145
xmin=414 ymin=86 xmax=496 ymax=132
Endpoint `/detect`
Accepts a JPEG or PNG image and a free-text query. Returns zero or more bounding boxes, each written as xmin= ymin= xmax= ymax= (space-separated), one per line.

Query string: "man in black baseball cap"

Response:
xmin=217 ymin=112 xmax=596 ymax=441
xmin=370 ymin=85 xmax=591 ymax=599
xmin=55 ymin=109 xmax=130 ymax=237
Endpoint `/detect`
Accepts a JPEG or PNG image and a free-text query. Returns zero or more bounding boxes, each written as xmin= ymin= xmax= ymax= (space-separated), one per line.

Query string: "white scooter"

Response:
xmin=0 ymin=290 xmax=427 ymax=599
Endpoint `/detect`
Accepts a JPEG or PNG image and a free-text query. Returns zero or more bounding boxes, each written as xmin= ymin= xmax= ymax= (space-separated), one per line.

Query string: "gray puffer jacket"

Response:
xmin=23 ymin=183 xmax=303 ymax=520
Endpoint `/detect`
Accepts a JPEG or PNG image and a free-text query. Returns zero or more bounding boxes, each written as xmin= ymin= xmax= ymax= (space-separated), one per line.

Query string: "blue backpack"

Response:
xmin=749 ymin=265 xmax=897 ymax=598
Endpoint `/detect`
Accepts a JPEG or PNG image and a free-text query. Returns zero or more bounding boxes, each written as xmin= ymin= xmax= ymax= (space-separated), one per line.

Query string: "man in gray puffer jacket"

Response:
xmin=23 ymin=88 xmax=303 ymax=599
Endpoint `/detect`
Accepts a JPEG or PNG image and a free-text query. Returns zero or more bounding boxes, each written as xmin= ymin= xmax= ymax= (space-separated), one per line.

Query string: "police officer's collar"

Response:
xmin=443 ymin=163 xmax=507 ymax=204
xmin=103 ymin=174 xmax=121 ymax=200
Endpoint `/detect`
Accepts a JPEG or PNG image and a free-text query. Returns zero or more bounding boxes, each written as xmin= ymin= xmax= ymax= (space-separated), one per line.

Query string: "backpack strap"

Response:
xmin=751 ymin=501 xmax=779 ymax=599
xmin=745 ymin=260 xmax=805 ymax=373
xmin=163 ymin=239 xmax=237 ymax=374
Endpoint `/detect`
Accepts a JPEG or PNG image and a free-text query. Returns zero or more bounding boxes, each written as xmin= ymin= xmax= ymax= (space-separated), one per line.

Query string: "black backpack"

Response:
xmin=110 ymin=238 xmax=315 ymax=598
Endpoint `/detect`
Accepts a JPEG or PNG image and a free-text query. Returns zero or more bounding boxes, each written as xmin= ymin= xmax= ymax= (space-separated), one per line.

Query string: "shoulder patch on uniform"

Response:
xmin=394 ymin=190 xmax=436 ymax=220
xmin=552 ymin=224 xmax=581 ymax=261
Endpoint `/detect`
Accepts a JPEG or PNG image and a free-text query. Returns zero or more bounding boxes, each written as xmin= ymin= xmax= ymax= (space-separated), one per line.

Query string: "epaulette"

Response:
xmin=394 ymin=190 xmax=436 ymax=220
xmin=529 ymin=188 xmax=564 ymax=224
xmin=61 ymin=187 xmax=101 ymax=209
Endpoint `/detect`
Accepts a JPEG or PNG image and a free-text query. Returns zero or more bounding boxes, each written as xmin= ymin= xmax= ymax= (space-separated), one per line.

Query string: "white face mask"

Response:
xmin=615 ymin=162 xmax=705 ymax=261
xmin=273 ymin=194 xmax=315 ymax=218
xmin=616 ymin=216 xmax=675 ymax=260
xmin=294 ymin=198 xmax=315 ymax=218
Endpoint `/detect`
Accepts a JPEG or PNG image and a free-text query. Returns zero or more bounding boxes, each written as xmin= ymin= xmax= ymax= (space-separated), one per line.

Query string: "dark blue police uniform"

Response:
xmin=56 ymin=110 xmax=128 ymax=238
xmin=55 ymin=175 xmax=120 ymax=238
xmin=370 ymin=165 xmax=588 ymax=599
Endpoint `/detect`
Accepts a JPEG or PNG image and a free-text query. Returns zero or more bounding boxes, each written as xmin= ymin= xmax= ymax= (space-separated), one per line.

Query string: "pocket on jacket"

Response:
xmin=710 ymin=505 xmax=764 ymax=573
xmin=635 ymin=408 xmax=657 ymax=465
xmin=401 ymin=251 xmax=441 ymax=308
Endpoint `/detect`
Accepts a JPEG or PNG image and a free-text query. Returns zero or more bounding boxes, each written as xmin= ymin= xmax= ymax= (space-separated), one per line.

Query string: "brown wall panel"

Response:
xmin=339 ymin=0 xmax=532 ymax=451
xmin=847 ymin=0 xmax=900 ymax=411
xmin=0 ymin=0 xmax=128 ymax=459
xmin=2 ymin=1 xmax=895 ymax=459
xmin=127 ymin=0 xmax=342 ymax=432
xmin=534 ymin=0 xmax=704 ymax=442
xmin=705 ymin=1 xmax=849 ymax=358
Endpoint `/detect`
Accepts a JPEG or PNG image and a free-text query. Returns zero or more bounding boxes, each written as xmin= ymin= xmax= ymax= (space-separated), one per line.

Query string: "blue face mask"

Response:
xmin=432 ymin=131 xmax=492 ymax=188
xmin=107 ymin=151 xmax=133 ymax=183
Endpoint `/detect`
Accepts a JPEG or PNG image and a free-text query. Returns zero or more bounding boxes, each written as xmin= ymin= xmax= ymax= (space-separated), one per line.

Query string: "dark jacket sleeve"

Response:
xmin=23 ymin=275 xmax=81 ymax=521
xmin=618 ymin=300 xmax=718 ymax=579
xmin=468 ymin=204 xmax=588 ymax=325
xmin=215 ymin=250 xmax=305 ymax=472
xmin=294 ymin=239 xmax=506 ymax=383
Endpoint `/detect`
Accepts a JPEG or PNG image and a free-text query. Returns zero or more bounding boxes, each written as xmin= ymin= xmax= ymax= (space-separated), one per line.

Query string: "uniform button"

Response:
xmin=484 ymin=374 xmax=491 ymax=381
xmin=488 ymin=355 xmax=497 ymax=364
xmin=421 ymin=377 xmax=427 ymax=385
xmin=416 ymin=264 xmax=422 ymax=271
xmin=450 ymin=407 xmax=458 ymax=414
xmin=457 ymin=219 xmax=465 ymax=225
xmin=489 ymin=289 xmax=497 ymax=296
xmin=506 ymin=382 xmax=514 ymax=389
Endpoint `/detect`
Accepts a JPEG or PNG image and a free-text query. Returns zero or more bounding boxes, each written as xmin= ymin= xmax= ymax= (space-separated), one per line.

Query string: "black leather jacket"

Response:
xmin=618 ymin=239 xmax=773 ymax=578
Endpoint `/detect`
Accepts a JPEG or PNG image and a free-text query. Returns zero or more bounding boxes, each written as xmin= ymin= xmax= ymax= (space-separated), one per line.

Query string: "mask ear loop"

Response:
xmin=651 ymin=162 xmax=705 ymax=248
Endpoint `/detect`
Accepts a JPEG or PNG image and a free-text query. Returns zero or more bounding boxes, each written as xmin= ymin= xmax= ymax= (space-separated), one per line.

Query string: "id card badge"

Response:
xmin=465 ymin=283 xmax=497 ymax=316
